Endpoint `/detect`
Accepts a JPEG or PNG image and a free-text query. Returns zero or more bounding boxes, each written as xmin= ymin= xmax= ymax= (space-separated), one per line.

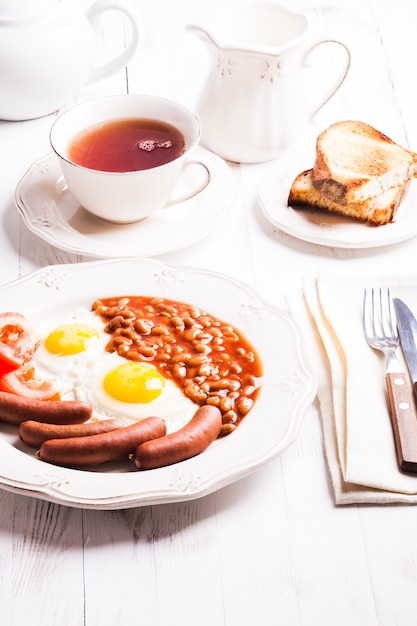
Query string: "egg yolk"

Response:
xmin=103 ymin=362 xmax=165 ymax=404
xmin=45 ymin=323 xmax=99 ymax=355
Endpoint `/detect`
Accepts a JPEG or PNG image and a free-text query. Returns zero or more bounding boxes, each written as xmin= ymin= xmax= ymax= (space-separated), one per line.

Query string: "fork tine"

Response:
xmin=377 ymin=287 xmax=385 ymax=338
xmin=363 ymin=287 xmax=370 ymax=336
xmin=363 ymin=287 xmax=377 ymax=338
xmin=372 ymin=287 xmax=378 ymax=337
xmin=386 ymin=288 xmax=397 ymax=338
xmin=363 ymin=287 xmax=398 ymax=342
xmin=379 ymin=287 xmax=397 ymax=339
xmin=377 ymin=287 xmax=384 ymax=335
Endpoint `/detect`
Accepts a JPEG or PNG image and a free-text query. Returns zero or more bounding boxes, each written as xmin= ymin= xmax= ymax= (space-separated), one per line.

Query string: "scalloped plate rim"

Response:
xmin=0 ymin=258 xmax=316 ymax=509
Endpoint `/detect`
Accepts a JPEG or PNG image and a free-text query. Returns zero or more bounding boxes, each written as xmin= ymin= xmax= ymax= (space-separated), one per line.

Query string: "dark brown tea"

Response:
xmin=68 ymin=118 xmax=186 ymax=172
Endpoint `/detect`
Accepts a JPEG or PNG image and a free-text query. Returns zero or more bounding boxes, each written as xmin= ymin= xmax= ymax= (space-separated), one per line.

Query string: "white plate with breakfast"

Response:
xmin=258 ymin=120 xmax=417 ymax=249
xmin=15 ymin=147 xmax=235 ymax=258
xmin=0 ymin=258 xmax=316 ymax=509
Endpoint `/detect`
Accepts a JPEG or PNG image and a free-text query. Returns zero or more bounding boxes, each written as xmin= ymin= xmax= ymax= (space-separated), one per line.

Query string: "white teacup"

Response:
xmin=50 ymin=94 xmax=209 ymax=223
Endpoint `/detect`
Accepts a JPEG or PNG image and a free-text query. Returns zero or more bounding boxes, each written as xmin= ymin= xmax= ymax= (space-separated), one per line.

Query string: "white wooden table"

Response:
xmin=1 ymin=0 xmax=417 ymax=624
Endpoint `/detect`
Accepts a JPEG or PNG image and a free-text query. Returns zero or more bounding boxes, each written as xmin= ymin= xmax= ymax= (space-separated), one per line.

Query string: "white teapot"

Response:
xmin=0 ymin=0 xmax=139 ymax=121
xmin=187 ymin=2 xmax=351 ymax=163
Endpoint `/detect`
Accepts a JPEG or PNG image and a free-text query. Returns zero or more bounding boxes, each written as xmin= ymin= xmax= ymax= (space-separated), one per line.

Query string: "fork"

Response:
xmin=363 ymin=287 xmax=417 ymax=472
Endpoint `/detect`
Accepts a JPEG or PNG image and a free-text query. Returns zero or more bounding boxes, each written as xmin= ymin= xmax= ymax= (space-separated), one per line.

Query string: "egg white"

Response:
xmin=81 ymin=352 xmax=197 ymax=432
xmin=32 ymin=308 xmax=110 ymax=397
xmin=31 ymin=307 xmax=198 ymax=432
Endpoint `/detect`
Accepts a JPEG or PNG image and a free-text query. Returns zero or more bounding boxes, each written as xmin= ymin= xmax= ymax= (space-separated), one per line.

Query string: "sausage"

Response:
xmin=19 ymin=418 xmax=124 ymax=449
xmin=0 ymin=391 xmax=92 ymax=425
xmin=38 ymin=416 xmax=167 ymax=467
xmin=131 ymin=405 xmax=222 ymax=470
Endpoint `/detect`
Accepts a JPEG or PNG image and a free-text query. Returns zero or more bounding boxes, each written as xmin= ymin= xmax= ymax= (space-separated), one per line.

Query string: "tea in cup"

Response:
xmin=49 ymin=94 xmax=209 ymax=223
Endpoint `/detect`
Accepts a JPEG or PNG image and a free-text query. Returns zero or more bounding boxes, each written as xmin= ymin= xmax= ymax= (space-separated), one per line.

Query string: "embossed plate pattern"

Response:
xmin=15 ymin=149 xmax=235 ymax=258
xmin=0 ymin=259 xmax=316 ymax=509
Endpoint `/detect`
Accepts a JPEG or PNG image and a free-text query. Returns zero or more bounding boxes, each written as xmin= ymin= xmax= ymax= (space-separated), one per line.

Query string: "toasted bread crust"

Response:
xmin=312 ymin=120 xmax=417 ymax=205
xmin=288 ymin=169 xmax=409 ymax=226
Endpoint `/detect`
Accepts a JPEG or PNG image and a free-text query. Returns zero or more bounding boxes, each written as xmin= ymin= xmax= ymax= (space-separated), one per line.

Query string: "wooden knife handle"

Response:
xmin=386 ymin=372 xmax=417 ymax=472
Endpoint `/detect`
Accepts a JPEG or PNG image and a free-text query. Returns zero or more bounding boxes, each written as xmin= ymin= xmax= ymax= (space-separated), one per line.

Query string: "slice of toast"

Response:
xmin=288 ymin=169 xmax=409 ymax=225
xmin=312 ymin=120 xmax=417 ymax=205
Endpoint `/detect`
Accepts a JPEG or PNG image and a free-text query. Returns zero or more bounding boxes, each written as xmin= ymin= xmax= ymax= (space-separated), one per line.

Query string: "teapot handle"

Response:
xmin=86 ymin=0 xmax=139 ymax=84
xmin=303 ymin=39 xmax=351 ymax=121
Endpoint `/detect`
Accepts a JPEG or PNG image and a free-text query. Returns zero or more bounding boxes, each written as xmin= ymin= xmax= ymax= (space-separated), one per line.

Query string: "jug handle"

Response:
xmin=86 ymin=0 xmax=139 ymax=84
xmin=303 ymin=39 xmax=351 ymax=122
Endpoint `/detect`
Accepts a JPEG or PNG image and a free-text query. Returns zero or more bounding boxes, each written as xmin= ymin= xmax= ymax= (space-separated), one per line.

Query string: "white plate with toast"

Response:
xmin=0 ymin=258 xmax=316 ymax=509
xmin=258 ymin=153 xmax=417 ymax=249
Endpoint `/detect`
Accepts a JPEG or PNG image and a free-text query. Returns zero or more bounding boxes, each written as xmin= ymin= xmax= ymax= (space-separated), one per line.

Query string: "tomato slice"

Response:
xmin=0 ymin=363 xmax=61 ymax=401
xmin=0 ymin=312 xmax=40 ymax=367
xmin=0 ymin=358 xmax=16 ymax=379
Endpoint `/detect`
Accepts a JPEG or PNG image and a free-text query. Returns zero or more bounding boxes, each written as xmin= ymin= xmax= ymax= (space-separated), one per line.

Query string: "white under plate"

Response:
xmin=15 ymin=148 xmax=235 ymax=258
xmin=258 ymin=152 xmax=417 ymax=249
xmin=0 ymin=258 xmax=315 ymax=509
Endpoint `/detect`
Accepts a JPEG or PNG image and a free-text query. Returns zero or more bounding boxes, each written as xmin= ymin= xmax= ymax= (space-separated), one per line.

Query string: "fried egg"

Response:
xmin=32 ymin=308 xmax=111 ymax=396
xmin=44 ymin=322 xmax=100 ymax=356
xmin=32 ymin=308 xmax=198 ymax=432
xmin=81 ymin=352 xmax=197 ymax=432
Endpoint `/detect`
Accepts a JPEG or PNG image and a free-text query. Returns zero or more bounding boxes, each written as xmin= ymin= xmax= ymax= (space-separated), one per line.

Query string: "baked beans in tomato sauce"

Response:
xmin=92 ymin=296 xmax=262 ymax=436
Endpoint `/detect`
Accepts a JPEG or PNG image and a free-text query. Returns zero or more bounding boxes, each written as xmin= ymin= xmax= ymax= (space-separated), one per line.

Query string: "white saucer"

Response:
xmin=258 ymin=150 xmax=417 ymax=249
xmin=15 ymin=147 xmax=235 ymax=258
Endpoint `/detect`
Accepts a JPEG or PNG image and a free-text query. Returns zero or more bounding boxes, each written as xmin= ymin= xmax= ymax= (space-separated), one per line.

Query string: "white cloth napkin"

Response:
xmin=289 ymin=274 xmax=417 ymax=504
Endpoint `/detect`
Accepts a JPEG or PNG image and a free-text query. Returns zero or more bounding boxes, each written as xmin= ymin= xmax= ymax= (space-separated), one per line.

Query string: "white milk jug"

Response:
xmin=187 ymin=2 xmax=351 ymax=163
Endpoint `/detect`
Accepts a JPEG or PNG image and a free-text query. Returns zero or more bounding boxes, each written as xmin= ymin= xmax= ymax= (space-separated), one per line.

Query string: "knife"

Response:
xmin=393 ymin=298 xmax=417 ymax=398
xmin=389 ymin=297 xmax=417 ymax=472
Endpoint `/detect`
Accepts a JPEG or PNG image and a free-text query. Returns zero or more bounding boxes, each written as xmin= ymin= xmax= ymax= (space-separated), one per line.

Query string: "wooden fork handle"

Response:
xmin=386 ymin=372 xmax=417 ymax=473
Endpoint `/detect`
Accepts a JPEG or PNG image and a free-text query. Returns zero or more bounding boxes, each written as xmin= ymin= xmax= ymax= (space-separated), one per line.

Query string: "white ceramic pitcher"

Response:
xmin=187 ymin=2 xmax=351 ymax=163
xmin=0 ymin=0 xmax=139 ymax=121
